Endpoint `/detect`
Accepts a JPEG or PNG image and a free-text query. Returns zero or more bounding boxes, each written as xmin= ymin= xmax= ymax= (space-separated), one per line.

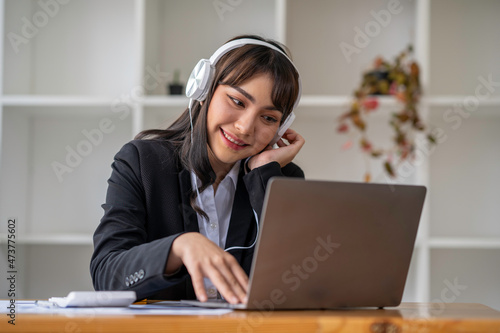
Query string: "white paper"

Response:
xmin=0 ymin=300 xmax=233 ymax=316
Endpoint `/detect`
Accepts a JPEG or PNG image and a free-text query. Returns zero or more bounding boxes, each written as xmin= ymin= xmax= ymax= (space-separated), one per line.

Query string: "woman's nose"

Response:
xmin=234 ymin=112 xmax=256 ymax=135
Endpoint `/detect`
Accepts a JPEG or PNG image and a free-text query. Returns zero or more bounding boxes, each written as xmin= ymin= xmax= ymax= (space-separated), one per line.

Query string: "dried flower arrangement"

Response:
xmin=337 ymin=46 xmax=436 ymax=182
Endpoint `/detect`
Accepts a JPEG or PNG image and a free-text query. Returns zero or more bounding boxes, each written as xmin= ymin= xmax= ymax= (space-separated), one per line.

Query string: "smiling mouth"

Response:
xmin=221 ymin=129 xmax=248 ymax=147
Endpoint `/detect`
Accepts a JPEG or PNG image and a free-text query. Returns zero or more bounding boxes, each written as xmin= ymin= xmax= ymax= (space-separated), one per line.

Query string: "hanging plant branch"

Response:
xmin=337 ymin=45 xmax=436 ymax=182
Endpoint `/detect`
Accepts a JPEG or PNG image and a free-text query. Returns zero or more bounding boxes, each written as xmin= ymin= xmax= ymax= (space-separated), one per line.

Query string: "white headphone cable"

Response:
xmin=224 ymin=210 xmax=259 ymax=252
xmin=188 ymin=98 xmax=205 ymax=210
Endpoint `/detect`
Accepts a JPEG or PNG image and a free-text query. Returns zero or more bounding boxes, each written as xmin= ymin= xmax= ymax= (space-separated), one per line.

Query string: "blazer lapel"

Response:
xmin=178 ymin=169 xmax=199 ymax=233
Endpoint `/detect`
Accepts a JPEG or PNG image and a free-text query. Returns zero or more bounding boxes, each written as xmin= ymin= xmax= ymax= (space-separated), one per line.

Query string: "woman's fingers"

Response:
xmin=203 ymin=258 xmax=248 ymax=304
xmin=248 ymin=129 xmax=305 ymax=170
xmin=282 ymin=128 xmax=305 ymax=149
xmin=189 ymin=265 xmax=208 ymax=302
xmin=269 ymin=129 xmax=305 ymax=166
xmin=170 ymin=233 xmax=249 ymax=304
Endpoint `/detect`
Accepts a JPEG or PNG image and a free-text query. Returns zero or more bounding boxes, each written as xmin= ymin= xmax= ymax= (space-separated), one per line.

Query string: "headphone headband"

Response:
xmin=209 ymin=38 xmax=291 ymax=65
xmin=186 ymin=38 xmax=302 ymax=111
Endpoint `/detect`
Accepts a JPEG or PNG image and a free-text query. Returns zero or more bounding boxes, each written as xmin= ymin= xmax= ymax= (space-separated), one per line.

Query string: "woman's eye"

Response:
xmin=263 ymin=115 xmax=278 ymax=123
xmin=229 ymin=96 xmax=244 ymax=107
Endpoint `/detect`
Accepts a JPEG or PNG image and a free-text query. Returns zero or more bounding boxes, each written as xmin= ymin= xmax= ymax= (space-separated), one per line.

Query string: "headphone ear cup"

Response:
xmin=269 ymin=112 xmax=296 ymax=146
xmin=186 ymin=59 xmax=213 ymax=101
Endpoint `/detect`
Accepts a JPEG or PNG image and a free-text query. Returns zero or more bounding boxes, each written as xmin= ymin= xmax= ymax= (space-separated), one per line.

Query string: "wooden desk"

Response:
xmin=2 ymin=303 xmax=500 ymax=332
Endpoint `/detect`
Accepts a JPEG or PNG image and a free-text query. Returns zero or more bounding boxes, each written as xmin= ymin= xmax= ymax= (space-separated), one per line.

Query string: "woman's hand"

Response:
xmin=247 ymin=128 xmax=305 ymax=170
xmin=165 ymin=232 xmax=249 ymax=304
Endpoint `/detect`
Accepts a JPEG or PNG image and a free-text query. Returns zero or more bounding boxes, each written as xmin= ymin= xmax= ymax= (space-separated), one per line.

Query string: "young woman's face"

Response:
xmin=206 ymin=73 xmax=283 ymax=169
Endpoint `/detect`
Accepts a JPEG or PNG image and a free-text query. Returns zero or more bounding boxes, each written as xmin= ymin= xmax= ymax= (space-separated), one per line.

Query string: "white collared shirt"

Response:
xmin=190 ymin=160 xmax=241 ymax=299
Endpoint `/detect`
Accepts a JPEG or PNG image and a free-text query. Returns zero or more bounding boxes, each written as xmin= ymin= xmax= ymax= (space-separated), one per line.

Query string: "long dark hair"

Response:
xmin=135 ymin=35 xmax=300 ymax=218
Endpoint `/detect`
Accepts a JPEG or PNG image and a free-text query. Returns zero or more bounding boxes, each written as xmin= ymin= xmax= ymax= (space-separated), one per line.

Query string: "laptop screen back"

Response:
xmin=246 ymin=178 xmax=426 ymax=310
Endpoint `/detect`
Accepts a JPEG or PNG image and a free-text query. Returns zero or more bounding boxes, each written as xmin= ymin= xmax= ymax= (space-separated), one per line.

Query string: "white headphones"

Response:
xmin=186 ymin=38 xmax=302 ymax=252
xmin=186 ymin=38 xmax=301 ymax=145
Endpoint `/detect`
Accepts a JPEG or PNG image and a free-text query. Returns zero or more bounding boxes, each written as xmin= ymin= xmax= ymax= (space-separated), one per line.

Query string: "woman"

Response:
xmin=90 ymin=35 xmax=305 ymax=304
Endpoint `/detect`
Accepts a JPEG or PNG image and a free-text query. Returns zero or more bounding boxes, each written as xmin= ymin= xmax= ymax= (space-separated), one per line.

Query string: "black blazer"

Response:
xmin=90 ymin=139 xmax=304 ymax=300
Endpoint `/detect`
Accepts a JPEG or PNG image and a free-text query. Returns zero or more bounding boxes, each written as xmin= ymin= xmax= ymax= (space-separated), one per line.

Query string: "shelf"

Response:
xmin=142 ymin=94 xmax=396 ymax=109
xmin=426 ymin=96 xmax=500 ymax=107
xmin=5 ymin=94 xmax=499 ymax=109
xmin=143 ymin=95 xmax=189 ymax=107
xmin=299 ymin=95 xmax=500 ymax=108
xmin=0 ymin=234 xmax=93 ymax=245
xmin=299 ymin=95 xmax=350 ymax=107
xmin=1 ymin=95 xmax=118 ymax=107
xmin=133 ymin=95 xmax=401 ymax=108
xmin=428 ymin=237 xmax=500 ymax=249
xmin=2 ymin=103 xmax=135 ymax=119
xmin=300 ymin=95 xmax=402 ymax=107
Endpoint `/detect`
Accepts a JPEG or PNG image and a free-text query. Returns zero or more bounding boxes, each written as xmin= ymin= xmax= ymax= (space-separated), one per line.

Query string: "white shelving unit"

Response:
xmin=1 ymin=0 xmax=499 ymax=310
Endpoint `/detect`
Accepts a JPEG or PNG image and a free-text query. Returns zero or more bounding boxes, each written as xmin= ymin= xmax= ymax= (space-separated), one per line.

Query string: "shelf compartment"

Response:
xmin=142 ymin=105 xmax=185 ymax=132
xmin=286 ymin=0 xmax=416 ymax=95
xmin=429 ymin=107 xmax=500 ymax=238
xmin=3 ymin=0 xmax=138 ymax=96
xmin=430 ymin=249 xmax=500 ymax=311
xmin=0 ymin=244 xmax=94 ymax=299
xmin=292 ymin=106 xmax=419 ymax=184
xmin=143 ymin=0 xmax=278 ymax=96
xmin=429 ymin=0 xmax=500 ymax=96
xmin=0 ymin=106 xmax=132 ymax=236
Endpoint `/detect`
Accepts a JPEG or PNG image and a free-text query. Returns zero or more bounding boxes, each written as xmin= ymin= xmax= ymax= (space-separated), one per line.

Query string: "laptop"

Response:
xmin=183 ymin=178 xmax=426 ymax=310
